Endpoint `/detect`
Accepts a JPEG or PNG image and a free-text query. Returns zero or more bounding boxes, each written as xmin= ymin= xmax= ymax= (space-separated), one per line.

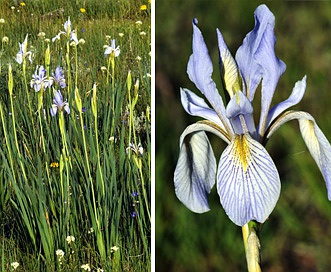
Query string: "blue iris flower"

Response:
xmin=52 ymin=17 xmax=78 ymax=44
xmin=15 ymin=34 xmax=33 ymax=64
xmin=30 ymin=65 xmax=52 ymax=92
xmin=104 ymin=39 xmax=120 ymax=57
xmin=50 ymin=90 xmax=70 ymax=116
xmin=174 ymin=4 xmax=331 ymax=226
xmin=51 ymin=66 xmax=66 ymax=88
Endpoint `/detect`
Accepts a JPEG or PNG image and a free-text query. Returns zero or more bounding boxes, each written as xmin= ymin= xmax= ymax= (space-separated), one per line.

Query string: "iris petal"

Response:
xmin=217 ymin=29 xmax=242 ymax=98
xmin=267 ymin=110 xmax=331 ymax=200
xmin=235 ymin=4 xmax=286 ymax=136
xmin=180 ymin=88 xmax=227 ymax=130
xmin=265 ymin=76 xmax=306 ymax=128
xmin=174 ymin=130 xmax=216 ymax=213
xmin=187 ymin=19 xmax=228 ymax=123
xmin=217 ymin=133 xmax=280 ymax=226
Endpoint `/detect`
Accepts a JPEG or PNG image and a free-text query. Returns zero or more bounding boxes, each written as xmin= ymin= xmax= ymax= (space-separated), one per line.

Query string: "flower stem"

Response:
xmin=242 ymin=221 xmax=261 ymax=272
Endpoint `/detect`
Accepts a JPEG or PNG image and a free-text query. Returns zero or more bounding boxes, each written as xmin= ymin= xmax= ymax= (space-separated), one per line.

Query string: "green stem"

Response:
xmin=242 ymin=221 xmax=262 ymax=272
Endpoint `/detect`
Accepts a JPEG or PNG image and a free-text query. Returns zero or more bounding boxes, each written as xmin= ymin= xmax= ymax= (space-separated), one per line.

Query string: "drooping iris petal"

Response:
xmin=180 ymin=88 xmax=228 ymax=130
xmin=64 ymin=104 xmax=70 ymax=115
xmin=266 ymin=110 xmax=331 ymax=199
xmin=217 ymin=29 xmax=242 ymax=98
xmin=265 ymin=76 xmax=306 ymax=128
xmin=174 ymin=130 xmax=217 ymax=213
xmin=187 ymin=19 xmax=229 ymax=126
xmin=217 ymin=133 xmax=281 ymax=226
xmin=50 ymin=105 xmax=58 ymax=116
xmin=180 ymin=122 xmax=231 ymax=145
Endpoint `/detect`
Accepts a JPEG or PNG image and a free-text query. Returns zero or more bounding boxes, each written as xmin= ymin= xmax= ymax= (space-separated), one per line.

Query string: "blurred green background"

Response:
xmin=156 ymin=1 xmax=331 ymax=271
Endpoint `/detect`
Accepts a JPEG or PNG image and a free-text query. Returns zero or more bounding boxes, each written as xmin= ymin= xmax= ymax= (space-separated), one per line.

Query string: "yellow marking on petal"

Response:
xmin=233 ymin=134 xmax=251 ymax=172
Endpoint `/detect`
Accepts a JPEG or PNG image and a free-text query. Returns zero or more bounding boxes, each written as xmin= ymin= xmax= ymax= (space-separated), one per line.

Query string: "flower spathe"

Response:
xmin=174 ymin=4 xmax=331 ymax=226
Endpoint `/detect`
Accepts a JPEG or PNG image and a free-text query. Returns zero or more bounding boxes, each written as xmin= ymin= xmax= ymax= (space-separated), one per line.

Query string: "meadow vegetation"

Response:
xmin=0 ymin=0 xmax=151 ymax=271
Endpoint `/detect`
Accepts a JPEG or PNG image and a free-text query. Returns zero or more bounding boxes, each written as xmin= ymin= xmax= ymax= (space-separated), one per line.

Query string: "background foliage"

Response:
xmin=156 ymin=1 xmax=331 ymax=271
xmin=0 ymin=0 xmax=150 ymax=271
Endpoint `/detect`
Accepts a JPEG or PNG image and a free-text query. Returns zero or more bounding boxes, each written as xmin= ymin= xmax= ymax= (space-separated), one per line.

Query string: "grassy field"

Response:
xmin=156 ymin=1 xmax=331 ymax=271
xmin=0 ymin=0 xmax=150 ymax=271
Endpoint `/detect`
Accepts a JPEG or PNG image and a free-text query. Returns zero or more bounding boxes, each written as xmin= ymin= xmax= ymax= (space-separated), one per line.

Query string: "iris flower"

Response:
xmin=104 ymin=39 xmax=120 ymax=57
xmin=50 ymin=90 xmax=70 ymax=116
xmin=52 ymin=17 xmax=78 ymax=44
xmin=174 ymin=4 xmax=331 ymax=227
xmin=15 ymin=34 xmax=32 ymax=64
xmin=50 ymin=66 xmax=66 ymax=88
xmin=30 ymin=65 xmax=52 ymax=92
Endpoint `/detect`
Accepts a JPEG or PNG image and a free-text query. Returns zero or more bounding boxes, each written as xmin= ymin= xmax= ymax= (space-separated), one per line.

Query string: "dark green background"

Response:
xmin=156 ymin=1 xmax=331 ymax=271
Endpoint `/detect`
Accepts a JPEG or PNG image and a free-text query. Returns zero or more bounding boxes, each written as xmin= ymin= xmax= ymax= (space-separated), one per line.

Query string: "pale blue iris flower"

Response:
xmin=174 ymin=4 xmax=331 ymax=227
xmin=104 ymin=39 xmax=120 ymax=57
xmin=50 ymin=90 xmax=70 ymax=116
xmin=30 ymin=65 xmax=52 ymax=92
xmin=52 ymin=17 xmax=78 ymax=44
xmin=51 ymin=66 xmax=66 ymax=88
xmin=15 ymin=34 xmax=33 ymax=64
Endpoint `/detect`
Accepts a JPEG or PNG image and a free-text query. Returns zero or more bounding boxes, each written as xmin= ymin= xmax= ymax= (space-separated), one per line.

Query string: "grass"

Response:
xmin=0 ymin=0 xmax=150 ymax=271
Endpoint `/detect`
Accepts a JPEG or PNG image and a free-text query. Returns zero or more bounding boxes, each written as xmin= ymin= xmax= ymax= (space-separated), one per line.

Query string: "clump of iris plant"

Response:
xmin=174 ymin=4 xmax=331 ymax=271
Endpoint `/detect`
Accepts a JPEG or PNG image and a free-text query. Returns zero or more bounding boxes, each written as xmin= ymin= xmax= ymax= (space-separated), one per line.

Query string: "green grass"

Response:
xmin=0 ymin=0 xmax=150 ymax=271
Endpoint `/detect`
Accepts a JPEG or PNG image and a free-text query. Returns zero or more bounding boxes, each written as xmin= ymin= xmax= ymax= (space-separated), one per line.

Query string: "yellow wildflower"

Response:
xmin=80 ymin=8 xmax=86 ymax=13
xmin=140 ymin=5 xmax=147 ymax=11
xmin=20 ymin=2 xmax=26 ymax=6
xmin=50 ymin=162 xmax=59 ymax=168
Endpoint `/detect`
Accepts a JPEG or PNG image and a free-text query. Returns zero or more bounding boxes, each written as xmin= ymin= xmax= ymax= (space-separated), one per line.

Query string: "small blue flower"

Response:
xmin=174 ymin=4 xmax=331 ymax=226
xmin=131 ymin=211 xmax=137 ymax=218
xmin=50 ymin=90 xmax=70 ymax=116
xmin=132 ymin=191 xmax=139 ymax=197
xmin=82 ymin=107 xmax=87 ymax=113
xmin=30 ymin=65 xmax=52 ymax=92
